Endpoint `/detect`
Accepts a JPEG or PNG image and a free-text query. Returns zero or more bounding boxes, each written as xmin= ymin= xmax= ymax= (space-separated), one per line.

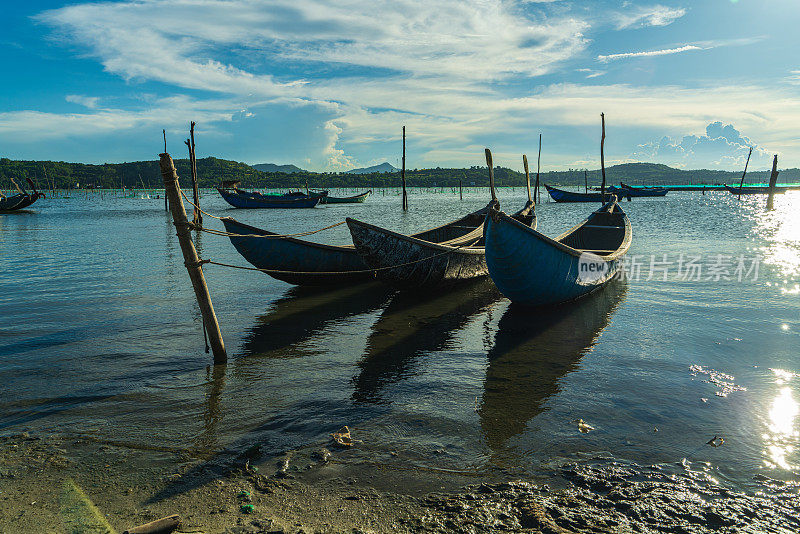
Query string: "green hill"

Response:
xmin=1 ymin=157 xmax=798 ymax=190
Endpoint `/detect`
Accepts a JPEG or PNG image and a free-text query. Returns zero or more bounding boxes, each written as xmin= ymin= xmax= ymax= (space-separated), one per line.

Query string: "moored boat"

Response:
xmin=612 ymin=183 xmax=668 ymax=197
xmin=220 ymin=201 xmax=509 ymax=286
xmin=484 ymin=198 xmax=631 ymax=307
xmin=545 ymin=184 xmax=607 ymax=203
xmin=0 ymin=194 xmax=28 ymax=211
xmin=724 ymin=184 xmax=788 ymax=195
xmin=320 ymin=190 xmax=371 ymax=204
xmin=217 ymin=187 xmax=322 ymax=208
xmin=346 ymin=150 xmax=536 ymax=290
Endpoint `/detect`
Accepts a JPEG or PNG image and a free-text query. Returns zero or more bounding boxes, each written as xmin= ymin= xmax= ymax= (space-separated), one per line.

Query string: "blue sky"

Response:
xmin=1 ymin=0 xmax=799 ymax=171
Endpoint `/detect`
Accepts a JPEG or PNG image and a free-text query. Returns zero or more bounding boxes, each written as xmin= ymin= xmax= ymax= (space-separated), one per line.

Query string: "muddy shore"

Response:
xmin=1 ymin=432 xmax=798 ymax=533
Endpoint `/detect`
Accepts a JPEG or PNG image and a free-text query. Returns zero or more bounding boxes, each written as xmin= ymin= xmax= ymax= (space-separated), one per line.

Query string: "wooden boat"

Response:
xmin=220 ymin=202 xmax=507 ymax=286
xmin=484 ymin=198 xmax=631 ymax=306
xmin=346 ymin=150 xmax=536 ymax=290
xmin=217 ymin=187 xmax=322 ymax=208
xmin=612 ymin=183 xmax=668 ymax=197
xmin=545 ymin=184 xmax=606 ymax=203
xmin=0 ymin=194 xmax=28 ymax=211
xmin=724 ymin=184 xmax=788 ymax=195
xmin=320 ymin=190 xmax=371 ymax=204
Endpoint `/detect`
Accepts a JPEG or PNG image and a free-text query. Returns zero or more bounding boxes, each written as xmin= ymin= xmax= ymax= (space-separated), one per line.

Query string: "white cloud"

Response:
xmin=633 ymin=122 xmax=773 ymax=169
xmin=65 ymin=95 xmax=100 ymax=109
xmin=614 ymin=4 xmax=686 ymax=29
xmin=598 ymin=44 xmax=701 ymax=62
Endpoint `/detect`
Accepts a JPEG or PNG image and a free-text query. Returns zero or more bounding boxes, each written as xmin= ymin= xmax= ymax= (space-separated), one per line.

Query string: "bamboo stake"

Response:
xmin=600 ymin=113 xmax=607 ymax=203
xmin=185 ymin=122 xmax=202 ymax=228
xmin=523 ymin=154 xmax=532 ymax=202
xmin=160 ymin=152 xmax=226 ymax=363
xmin=535 ymin=133 xmax=541 ymax=203
xmin=737 ymin=146 xmax=753 ymax=201
xmin=767 ymin=154 xmax=779 ymax=210
xmin=401 ymin=126 xmax=408 ymax=211
xmin=485 ymin=148 xmax=497 ymax=201
xmin=584 ymin=169 xmax=588 ymax=194
xmin=459 ymin=178 xmax=463 ymax=200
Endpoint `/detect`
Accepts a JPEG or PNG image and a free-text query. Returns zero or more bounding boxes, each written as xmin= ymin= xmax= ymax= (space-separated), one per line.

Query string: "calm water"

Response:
xmin=1 ymin=187 xmax=799 ymax=491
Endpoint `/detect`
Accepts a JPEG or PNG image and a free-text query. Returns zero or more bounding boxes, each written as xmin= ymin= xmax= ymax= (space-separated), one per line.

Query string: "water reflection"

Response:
xmin=750 ymin=192 xmax=800 ymax=282
xmin=193 ymin=363 xmax=226 ymax=453
xmin=241 ymin=283 xmax=390 ymax=357
xmin=353 ymin=280 xmax=503 ymax=403
xmin=763 ymin=368 xmax=799 ymax=471
xmin=479 ymin=282 xmax=626 ymax=458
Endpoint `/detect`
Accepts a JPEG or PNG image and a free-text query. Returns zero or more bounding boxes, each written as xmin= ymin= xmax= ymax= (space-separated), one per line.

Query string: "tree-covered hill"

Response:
xmin=1 ymin=157 xmax=798 ymax=190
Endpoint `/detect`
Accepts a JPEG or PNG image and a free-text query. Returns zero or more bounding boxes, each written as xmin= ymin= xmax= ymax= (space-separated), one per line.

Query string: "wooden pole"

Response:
xmin=535 ymin=133 xmax=541 ymax=203
xmin=459 ymin=178 xmax=463 ymax=200
xmin=185 ymin=122 xmax=202 ymax=228
xmin=160 ymin=152 xmax=227 ymax=364
xmin=737 ymin=146 xmax=753 ymax=201
xmin=584 ymin=169 xmax=588 ymax=194
xmin=767 ymin=154 xmax=779 ymax=210
xmin=523 ymin=154 xmax=532 ymax=203
xmin=401 ymin=126 xmax=408 ymax=211
xmin=485 ymin=148 xmax=497 ymax=201
xmin=600 ymin=113 xmax=607 ymax=203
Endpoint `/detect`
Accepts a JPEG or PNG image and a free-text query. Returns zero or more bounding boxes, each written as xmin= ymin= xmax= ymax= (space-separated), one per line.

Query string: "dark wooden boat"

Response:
xmin=545 ymin=184 xmax=606 ymax=203
xmin=0 ymin=194 xmax=28 ymax=211
xmin=321 ymin=190 xmax=371 ymax=204
xmin=346 ymin=150 xmax=536 ymax=290
xmin=724 ymin=184 xmax=788 ymax=195
xmin=613 ymin=183 xmax=668 ymax=197
xmin=485 ymin=198 xmax=631 ymax=306
xmin=220 ymin=202 xmax=507 ymax=286
xmin=217 ymin=187 xmax=322 ymax=208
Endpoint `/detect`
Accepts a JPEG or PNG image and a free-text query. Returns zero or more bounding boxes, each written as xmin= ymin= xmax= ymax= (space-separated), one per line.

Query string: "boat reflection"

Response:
xmin=479 ymin=282 xmax=627 ymax=455
xmin=353 ymin=279 xmax=503 ymax=403
xmin=241 ymin=283 xmax=391 ymax=357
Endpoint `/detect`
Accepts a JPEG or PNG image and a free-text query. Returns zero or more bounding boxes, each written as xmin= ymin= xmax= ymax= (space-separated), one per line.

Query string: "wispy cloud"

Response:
xmin=65 ymin=95 xmax=100 ymax=109
xmin=614 ymin=4 xmax=686 ymax=29
xmin=598 ymin=44 xmax=702 ymax=62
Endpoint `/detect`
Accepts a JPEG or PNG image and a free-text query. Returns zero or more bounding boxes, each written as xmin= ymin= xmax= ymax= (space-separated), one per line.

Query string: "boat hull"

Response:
xmin=218 ymin=188 xmax=321 ymax=208
xmin=347 ymin=201 xmax=536 ymax=290
xmin=484 ymin=204 xmax=630 ymax=307
xmin=0 ymin=193 xmax=40 ymax=211
xmin=220 ymin=217 xmax=371 ymax=285
xmin=545 ymin=184 xmax=606 ymax=203
xmin=321 ymin=190 xmax=371 ymax=204
xmin=724 ymin=185 xmax=788 ymax=195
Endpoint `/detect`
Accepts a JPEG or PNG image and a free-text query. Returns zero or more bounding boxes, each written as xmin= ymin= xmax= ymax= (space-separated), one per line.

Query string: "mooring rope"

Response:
xmin=178 ymin=188 xmax=347 ymax=239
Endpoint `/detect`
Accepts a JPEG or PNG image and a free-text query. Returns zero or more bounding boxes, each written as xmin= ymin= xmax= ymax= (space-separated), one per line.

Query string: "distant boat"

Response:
xmin=544 ymin=184 xmax=606 ymax=203
xmin=319 ymin=190 xmax=372 ymax=204
xmin=0 ymin=179 xmax=45 ymax=211
xmin=485 ymin=199 xmax=631 ymax=307
xmin=613 ymin=183 xmax=668 ymax=197
xmin=220 ymin=203 xmax=505 ymax=286
xmin=217 ymin=187 xmax=322 ymax=208
xmin=346 ymin=199 xmax=535 ymax=290
xmin=724 ymin=184 xmax=788 ymax=195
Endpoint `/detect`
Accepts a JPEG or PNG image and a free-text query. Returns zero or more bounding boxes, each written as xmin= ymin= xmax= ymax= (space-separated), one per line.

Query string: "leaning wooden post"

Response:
xmin=185 ymin=122 xmax=202 ymax=228
xmin=737 ymin=146 xmax=753 ymax=201
xmin=523 ymin=154 xmax=532 ymax=203
xmin=767 ymin=154 xmax=779 ymax=210
xmin=535 ymin=133 xmax=542 ymax=203
xmin=600 ymin=113 xmax=607 ymax=203
xmin=485 ymin=148 xmax=497 ymax=201
xmin=160 ymin=152 xmax=227 ymax=363
xmin=401 ymin=126 xmax=408 ymax=211
xmin=584 ymin=169 xmax=588 ymax=194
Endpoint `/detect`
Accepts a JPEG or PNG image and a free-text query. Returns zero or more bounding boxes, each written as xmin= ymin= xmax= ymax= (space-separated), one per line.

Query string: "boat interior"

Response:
xmin=559 ymin=204 xmax=627 ymax=257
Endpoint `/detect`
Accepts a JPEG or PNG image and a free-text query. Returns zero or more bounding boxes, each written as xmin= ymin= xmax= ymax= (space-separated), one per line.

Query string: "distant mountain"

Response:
xmin=345 ymin=162 xmax=398 ymax=174
xmin=252 ymin=163 xmax=305 ymax=173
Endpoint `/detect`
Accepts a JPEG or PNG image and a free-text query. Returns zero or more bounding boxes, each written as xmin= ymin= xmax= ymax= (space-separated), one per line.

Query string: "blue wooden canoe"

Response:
xmin=545 ymin=184 xmax=607 ymax=203
xmin=217 ymin=187 xmax=321 ymax=208
xmin=220 ymin=203 xmax=503 ymax=286
xmin=484 ymin=199 xmax=631 ymax=306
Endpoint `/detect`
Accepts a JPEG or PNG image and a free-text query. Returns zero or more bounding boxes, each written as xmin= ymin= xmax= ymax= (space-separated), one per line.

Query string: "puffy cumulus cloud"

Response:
xmin=633 ymin=122 xmax=773 ymax=169
xmin=614 ymin=4 xmax=686 ymax=30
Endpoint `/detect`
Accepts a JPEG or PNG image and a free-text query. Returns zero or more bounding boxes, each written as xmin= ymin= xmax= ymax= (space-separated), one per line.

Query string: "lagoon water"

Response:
xmin=1 ymin=187 xmax=799 ymax=494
